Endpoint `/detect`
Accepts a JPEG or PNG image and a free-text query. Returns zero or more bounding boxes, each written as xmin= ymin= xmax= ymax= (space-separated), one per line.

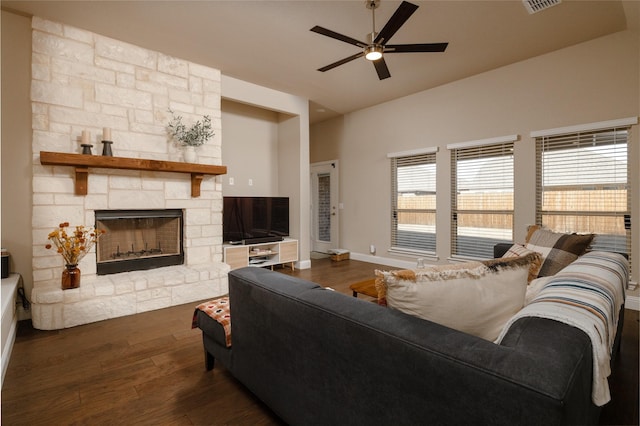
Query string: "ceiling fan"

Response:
xmin=310 ymin=0 xmax=448 ymax=80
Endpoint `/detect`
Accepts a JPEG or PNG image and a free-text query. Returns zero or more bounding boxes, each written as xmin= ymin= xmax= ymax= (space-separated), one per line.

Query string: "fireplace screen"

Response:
xmin=95 ymin=209 xmax=184 ymax=275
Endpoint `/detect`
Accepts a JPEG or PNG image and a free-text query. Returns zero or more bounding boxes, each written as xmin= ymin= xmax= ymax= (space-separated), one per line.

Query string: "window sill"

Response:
xmin=447 ymin=254 xmax=490 ymax=263
xmin=388 ymin=247 xmax=439 ymax=262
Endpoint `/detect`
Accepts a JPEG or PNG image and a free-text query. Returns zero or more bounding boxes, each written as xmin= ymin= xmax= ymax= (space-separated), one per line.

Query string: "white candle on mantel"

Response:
xmin=81 ymin=130 xmax=90 ymax=144
xmin=103 ymin=127 xmax=112 ymax=141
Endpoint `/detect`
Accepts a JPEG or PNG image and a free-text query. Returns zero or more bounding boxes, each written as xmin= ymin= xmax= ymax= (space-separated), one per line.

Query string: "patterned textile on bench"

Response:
xmin=496 ymin=251 xmax=628 ymax=406
xmin=192 ymin=297 xmax=232 ymax=347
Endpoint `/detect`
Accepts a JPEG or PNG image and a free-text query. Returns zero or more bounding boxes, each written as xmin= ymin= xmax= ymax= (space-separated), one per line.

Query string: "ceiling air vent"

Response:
xmin=522 ymin=0 xmax=561 ymax=14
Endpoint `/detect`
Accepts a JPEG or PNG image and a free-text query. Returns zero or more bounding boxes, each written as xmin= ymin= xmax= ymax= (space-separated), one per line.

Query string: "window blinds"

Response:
xmin=451 ymin=142 xmax=514 ymax=259
xmin=536 ymin=126 xmax=631 ymax=258
xmin=391 ymin=152 xmax=437 ymax=253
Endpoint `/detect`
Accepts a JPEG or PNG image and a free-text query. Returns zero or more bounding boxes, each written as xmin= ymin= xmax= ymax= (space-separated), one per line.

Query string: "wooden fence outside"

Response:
xmin=397 ymin=189 xmax=627 ymax=235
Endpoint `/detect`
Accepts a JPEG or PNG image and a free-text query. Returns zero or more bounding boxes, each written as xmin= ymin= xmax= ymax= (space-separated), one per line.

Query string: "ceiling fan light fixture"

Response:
xmin=365 ymin=45 xmax=383 ymax=61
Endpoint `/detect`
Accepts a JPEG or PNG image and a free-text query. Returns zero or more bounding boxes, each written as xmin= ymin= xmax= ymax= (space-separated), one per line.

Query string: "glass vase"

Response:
xmin=61 ymin=264 xmax=81 ymax=290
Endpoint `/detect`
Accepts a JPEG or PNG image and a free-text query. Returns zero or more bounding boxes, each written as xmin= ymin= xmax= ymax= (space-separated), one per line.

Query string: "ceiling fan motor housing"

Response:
xmin=365 ymin=32 xmax=383 ymax=60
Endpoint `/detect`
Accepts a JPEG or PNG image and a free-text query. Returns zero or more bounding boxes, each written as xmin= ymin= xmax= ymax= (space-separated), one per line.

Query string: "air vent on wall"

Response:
xmin=522 ymin=0 xmax=561 ymax=14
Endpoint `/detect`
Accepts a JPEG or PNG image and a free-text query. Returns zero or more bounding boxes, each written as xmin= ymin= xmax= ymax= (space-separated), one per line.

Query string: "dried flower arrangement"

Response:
xmin=167 ymin=109 xmax=214 ymax=147
xmin=45 ymin=222 xmax=106 ymax=265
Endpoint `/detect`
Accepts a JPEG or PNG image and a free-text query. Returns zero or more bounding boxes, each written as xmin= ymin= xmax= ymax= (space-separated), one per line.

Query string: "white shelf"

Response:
xmin=224 ymin=239 xmax=298 ymax=271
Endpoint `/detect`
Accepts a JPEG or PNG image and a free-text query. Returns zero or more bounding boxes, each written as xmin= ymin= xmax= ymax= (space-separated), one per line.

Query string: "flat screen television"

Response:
xmin=223 ymin=196 xmax=289 ymax=244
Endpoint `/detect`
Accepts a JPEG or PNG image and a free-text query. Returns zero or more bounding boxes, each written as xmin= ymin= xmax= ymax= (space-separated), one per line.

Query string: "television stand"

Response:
xmin=224 ymin=239 xmax=298 ymax=271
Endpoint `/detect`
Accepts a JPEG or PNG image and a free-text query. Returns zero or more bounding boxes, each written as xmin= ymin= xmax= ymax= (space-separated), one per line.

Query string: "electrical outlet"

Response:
xmin=248 ymin=178 xmax=253 ymax=186
xmin=229 ymin=177 xmax=234 ymax=185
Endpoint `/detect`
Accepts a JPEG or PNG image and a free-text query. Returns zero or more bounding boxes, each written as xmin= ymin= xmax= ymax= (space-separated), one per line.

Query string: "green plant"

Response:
xmin=167 ymin=109 xmax=214 ymax=147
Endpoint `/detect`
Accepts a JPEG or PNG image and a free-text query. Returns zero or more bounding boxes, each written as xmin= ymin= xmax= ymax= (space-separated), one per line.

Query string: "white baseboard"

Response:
xmin=349 ymin=252 xmax=418 ymax=270
xmin=349 ymin=252 xmax=640 ymax=312
xmin=297 ymin=259 xmax=312 ymax=270
xmin=625 ymin=295 xmax=639 ymax=311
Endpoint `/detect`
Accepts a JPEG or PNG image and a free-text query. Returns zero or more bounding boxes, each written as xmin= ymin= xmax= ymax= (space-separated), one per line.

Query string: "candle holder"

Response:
xmin=101 ymin=140 xmax=113 ymax=156
xmin=81 ymin=144 xmax=93 ymax=155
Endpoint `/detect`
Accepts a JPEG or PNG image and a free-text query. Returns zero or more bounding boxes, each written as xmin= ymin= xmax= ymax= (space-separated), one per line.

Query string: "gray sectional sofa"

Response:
xmin=194 ymin=265 xmax=625 ymax=425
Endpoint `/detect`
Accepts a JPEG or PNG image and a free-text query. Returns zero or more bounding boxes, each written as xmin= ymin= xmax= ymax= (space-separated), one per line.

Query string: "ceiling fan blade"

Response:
xmin=374 ymin=1 xmax=419 ymax=45
xmin=385 ymin=43 xmax=448 ymax=53
xmin=373 ymin=58 xmax=391 ymax=80
xmin=310 ymin=26 xmax=367 ymax=48
xmin=318 ymin=52 xmax=365 ymax=72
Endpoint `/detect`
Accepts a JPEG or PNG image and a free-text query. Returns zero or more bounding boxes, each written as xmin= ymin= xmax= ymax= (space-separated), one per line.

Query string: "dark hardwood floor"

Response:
xmin=2 ymin=258 xmax=638 ymax=425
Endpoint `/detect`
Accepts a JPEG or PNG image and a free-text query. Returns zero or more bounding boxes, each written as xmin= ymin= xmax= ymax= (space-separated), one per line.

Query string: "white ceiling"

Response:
xmin=2 ymin=1 xmax=635 ymax=123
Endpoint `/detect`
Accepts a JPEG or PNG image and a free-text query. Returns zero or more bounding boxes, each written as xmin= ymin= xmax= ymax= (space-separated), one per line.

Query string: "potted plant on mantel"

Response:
xmin=166 ymin=109 xmax=214 ymax=163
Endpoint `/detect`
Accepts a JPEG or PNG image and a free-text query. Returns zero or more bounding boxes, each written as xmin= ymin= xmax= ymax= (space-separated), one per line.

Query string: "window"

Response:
xmin=534 ymin=122 xmax=632 ymax=262
xmin=449 ymin=136 xmax=516 ymax=259
xmin=390 ymin=150 xmax=437 ymax=254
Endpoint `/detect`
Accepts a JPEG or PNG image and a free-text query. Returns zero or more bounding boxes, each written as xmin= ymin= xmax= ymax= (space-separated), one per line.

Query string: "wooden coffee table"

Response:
xmin=349 ymin=278 xmax=378 ymax=299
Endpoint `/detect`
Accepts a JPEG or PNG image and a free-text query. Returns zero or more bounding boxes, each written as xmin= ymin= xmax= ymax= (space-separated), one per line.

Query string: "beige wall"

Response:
xmin=310 ymin=117 xmax=342 ymax=163
xmin=1 ymin=11 xmax=32 ymax=318
xmin=221 ymin=99 xmax=280 ymax=196
xmin=311 ymin=28 xmax=640 ymax=285
xmin=278 ymin=113 xmax=307 ymax=244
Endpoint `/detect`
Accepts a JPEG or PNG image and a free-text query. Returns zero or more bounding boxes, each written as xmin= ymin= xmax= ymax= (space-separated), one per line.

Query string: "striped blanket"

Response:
xmin=496 ymin=251 xmax=628 ymax=406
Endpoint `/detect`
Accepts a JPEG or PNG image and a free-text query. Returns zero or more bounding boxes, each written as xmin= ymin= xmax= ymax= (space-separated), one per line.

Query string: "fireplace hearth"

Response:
xmin=95 ymin=209 xmax=184 ymax=275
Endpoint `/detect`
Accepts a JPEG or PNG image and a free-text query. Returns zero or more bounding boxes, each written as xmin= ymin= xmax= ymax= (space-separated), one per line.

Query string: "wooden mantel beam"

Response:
xmin=40 ymin=151 xmax=227 ymax=197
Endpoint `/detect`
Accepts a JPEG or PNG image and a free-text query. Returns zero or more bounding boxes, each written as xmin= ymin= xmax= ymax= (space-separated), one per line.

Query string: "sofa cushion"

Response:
xmin=375 ymin=252 xmax=540 ymax=341
xmin=525 ymin=225 xmax=594 ymax=277
xmin=502 ymin=243 xmax=542 ymax=283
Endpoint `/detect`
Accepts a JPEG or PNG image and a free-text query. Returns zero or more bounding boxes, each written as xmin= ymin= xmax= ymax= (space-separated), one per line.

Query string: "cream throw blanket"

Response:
xmin=495 ymin=251 xmax=628 ymax=406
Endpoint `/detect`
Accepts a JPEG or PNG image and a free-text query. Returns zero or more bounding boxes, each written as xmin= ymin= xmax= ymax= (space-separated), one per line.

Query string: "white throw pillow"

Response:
xmin=376 ymin=253 xmax=539 ymax=341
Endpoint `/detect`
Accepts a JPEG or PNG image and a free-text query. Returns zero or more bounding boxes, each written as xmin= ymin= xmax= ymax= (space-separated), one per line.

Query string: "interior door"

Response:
xmin=311 ymin=161 xmax=339 ymax=253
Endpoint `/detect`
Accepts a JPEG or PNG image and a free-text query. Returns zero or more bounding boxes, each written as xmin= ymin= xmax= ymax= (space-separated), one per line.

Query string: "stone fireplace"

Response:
xmin=29 ymin=17 xmax=228 ymax=330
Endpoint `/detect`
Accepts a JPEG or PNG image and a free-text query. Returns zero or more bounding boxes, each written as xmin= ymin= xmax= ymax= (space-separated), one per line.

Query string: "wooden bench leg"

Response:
xmin=205 ymin=348 xmax=215 ymax=371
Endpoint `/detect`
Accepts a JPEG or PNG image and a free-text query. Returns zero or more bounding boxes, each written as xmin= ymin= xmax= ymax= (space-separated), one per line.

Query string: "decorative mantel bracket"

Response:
xmin=40 ymin=151 xmax=227 ymax=197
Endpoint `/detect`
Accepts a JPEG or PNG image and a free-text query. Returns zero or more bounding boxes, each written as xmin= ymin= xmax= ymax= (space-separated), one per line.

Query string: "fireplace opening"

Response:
xmin=95 ymin=209 xmax=184 ymax=275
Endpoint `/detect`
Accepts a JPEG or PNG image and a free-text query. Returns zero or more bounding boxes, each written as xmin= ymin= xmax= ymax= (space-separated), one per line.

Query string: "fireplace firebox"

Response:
xmin=95 ymin=209 xmax=184 ymax=275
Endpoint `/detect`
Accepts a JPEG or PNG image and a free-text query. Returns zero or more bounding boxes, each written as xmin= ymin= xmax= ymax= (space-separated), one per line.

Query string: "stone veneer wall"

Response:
xmin=30 ymin=17 xmax=228 ymax=329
